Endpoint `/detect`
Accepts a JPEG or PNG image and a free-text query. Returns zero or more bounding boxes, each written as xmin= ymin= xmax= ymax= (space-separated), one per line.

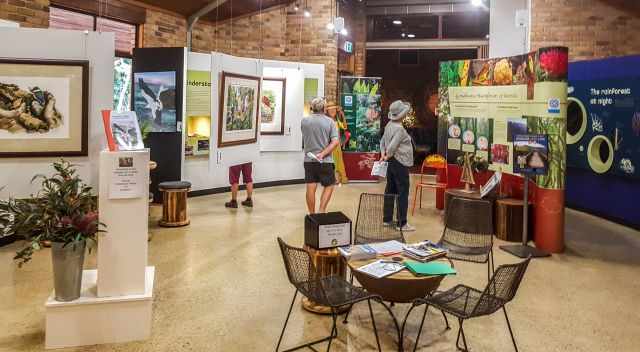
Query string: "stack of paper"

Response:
xmin=356 ymin=260 xmax=405 ymax=279
xmin=367 ymin=240 xmax=405 ymax=256
xmin=337 ymin=244 xmax=377 ymax=261
xmin=403 ymin=241 xmax=448 ymax=262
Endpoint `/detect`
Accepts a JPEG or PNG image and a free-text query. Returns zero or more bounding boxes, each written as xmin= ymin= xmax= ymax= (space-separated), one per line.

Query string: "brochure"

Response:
xmin=356 ymin=259 xmax=405 ymax=279
xmin=371 ymin=161 xmax=388 ymax=177
xmin=102 ymin=110 xmax=144 ymax=151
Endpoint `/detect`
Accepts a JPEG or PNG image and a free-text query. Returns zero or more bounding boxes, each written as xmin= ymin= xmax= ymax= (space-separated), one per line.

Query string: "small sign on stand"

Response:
xmin=305 ymin=212 xmax=352 ymax=249
xmin=500 ymin=134 xmax=551 ymax=259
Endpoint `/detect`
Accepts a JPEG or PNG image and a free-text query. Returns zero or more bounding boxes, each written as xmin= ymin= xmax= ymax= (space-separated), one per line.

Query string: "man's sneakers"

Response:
xmin=396 ymin=223 xmax=416 ymax=232
xmin=225 ymin=199 xmax=253 ymax=208
xmin=383 ymin=222 xmax=394 ymax=227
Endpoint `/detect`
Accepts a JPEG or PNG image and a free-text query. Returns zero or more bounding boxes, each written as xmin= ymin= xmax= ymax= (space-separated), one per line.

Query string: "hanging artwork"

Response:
xmin=0 ymin=58 xmax=89 ymax=157
xmin=218 ymin=71 xmax=260 ymax=148
xmin=260 ymin=77 xmax=286 ymax=135
xmin=133 ymin=71 xmax=177 ymax=132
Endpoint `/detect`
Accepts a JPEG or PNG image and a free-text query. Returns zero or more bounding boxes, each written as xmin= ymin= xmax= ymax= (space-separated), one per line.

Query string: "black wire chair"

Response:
xmin=439 ymin=196 xmax=495 ymax=281
xmin=354 ymin=193 xmax=405 ymax=245
xmin=276 ymin=238 xmax=401 ymax=352
xmin=407 ymin=257 xmax=532 ymax=352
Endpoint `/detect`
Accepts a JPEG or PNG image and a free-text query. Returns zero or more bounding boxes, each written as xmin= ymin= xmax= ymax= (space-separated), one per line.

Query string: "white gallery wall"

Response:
xmin=183 ymin=52 xmax=325 ymax=192
xmin=0 ymin=28 xmax=114 ymax=198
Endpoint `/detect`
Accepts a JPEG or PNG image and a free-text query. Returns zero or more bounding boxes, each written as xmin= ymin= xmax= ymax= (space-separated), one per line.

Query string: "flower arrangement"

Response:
xmin=425 ymin=154 xmax=446 ymax=168
xmin=0 ymin=160 xmax=104 ymax=266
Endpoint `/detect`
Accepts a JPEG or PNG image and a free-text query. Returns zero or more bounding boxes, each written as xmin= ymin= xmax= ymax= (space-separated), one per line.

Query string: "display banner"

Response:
xmin=185 ymin=70 xmax=211 ymax=156
xmin=340 ymin=76 xmax=382 ymax=152
xmin=438 ymin=47 xmax=568 ymax=252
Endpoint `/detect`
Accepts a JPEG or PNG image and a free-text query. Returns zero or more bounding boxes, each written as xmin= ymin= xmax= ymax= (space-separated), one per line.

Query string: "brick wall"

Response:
xmin=342 ymin=2 xmax=367 ymax=76
xmin=142 ymin=8 xmax=187 ymax=48
xmin=193 ymin=1 xmax=338 ymax=99
xmin=531 ymin=0 xmax=640 ymax=61
xmin=0 ymin=0 xmax=49 ymax=28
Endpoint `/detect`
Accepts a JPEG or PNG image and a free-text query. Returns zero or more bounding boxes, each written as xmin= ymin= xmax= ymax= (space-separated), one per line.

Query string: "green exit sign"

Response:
xmin=342 ymin=41 xmax=353 ymax=53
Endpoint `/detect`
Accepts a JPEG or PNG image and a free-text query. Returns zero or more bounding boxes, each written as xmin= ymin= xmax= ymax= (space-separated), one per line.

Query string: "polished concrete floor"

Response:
xmin=1 ymin=180 xmax=640 ymax=351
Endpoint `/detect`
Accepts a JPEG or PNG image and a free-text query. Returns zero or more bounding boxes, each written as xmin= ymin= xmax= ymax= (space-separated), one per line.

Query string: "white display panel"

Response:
xmin=0 ymin=28 xmax=114 ymax=198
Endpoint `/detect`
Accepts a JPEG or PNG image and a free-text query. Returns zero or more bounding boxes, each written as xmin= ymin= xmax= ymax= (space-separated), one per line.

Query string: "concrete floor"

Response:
xmin=1 ymin=180 xmax=639 ymax=351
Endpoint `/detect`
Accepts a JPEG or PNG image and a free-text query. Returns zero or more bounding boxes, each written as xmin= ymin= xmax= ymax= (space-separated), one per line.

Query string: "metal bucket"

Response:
xmin=51 ymin=240 xmax=86 ymax=302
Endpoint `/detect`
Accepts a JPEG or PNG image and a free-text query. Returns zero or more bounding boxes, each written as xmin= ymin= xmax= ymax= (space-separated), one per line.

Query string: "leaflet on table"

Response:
xmin=367 ymin=240 xmax=405 ymax=255
xmin=402 ymin=241 xmax=448 ymax=262
xmin=356 ymin=260 xmax=405 ymax=279
xmin=337 ymin=244 xmax=377 ymax=261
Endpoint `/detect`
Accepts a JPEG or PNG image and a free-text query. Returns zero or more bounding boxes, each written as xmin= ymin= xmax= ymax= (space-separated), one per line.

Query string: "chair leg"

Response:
xmin=412 ymin=185 xmax=419 ymax=215
xmin=368 ymin=299 xmax=382 ymax=352
xmin=326 ymin=309 xmax=338 ymax=352
xmin=441 ymin=310 xmax=451 ymax=329
xmin=490 ymin=249 xmax=495 ymax=273
xmin=419 ymin=187 xmax=423 ymax=209
xmin=342 ymin=304 xmax=353 ymax=324
xmin=412 ymin=304 xmax=429 ymax=352
xmin=503 ymin=307 xmax=519 ymax=352
xmin=456 ymin=318 xmax=469 ymax=352
xmin=276 ymin=290 xmax=298 ymax=352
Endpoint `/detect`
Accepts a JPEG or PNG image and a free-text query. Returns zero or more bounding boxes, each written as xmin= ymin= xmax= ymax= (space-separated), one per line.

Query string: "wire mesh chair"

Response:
xmin=276 ymin=238 xmax=401 ymax=352
xmin=407 ymin=257 xmax=532 ymax=352
xmin=439 ymin=196 xmax=495 ymax=281
xmin=354 ymin=193 xmax=405 ymax=245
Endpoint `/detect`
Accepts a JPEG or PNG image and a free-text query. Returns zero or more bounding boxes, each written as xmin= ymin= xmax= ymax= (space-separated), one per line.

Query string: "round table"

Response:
xmin=347 ymin=256 xmax=445 ymax=303
xmin=348 ymin=256 xmax=449 ymax=351
xmin=302 ymin=245 xmax=349 ymax=315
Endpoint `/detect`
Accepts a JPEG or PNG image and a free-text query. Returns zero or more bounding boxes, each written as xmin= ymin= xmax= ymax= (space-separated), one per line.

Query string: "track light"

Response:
xmin=393 ymin=20 xmax=402 ymax=25
xmin=401 ymin=33 xmax=406 ymax=38
xmin=293 ymin=3 xmax=299 ymax=11
xmin=304 ymin=9 xmax=311 ymax=17
xmin=340 ymin=28 xmax=348 ymax=36
xmin=407 ymin=34 xmax=415 ymax=38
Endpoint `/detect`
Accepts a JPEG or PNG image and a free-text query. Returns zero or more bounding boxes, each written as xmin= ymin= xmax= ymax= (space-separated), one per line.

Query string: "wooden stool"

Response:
xmin=495 ymin=198 xmax=533 ymax=242
xmin=301 ymin=245 xmax=349 ymax=315
xmin=158 ymin=181 xmax=191 ymax=227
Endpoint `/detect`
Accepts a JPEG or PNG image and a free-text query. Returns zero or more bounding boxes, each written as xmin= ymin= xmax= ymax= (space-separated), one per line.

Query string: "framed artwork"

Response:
xmin=260 ymin=77 xmax=286 ymax=135
xmin=218 ymin=71 xmax=260 ymax=148
xmin=0 ymin=58 xmax=89 ymax=158
xmin=133 ymin=71 xmax=177 ymax=132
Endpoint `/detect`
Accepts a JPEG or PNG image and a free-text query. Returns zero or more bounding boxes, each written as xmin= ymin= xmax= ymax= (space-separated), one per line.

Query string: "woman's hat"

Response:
xmin=388 ymin=100 xmax=411 ymax=121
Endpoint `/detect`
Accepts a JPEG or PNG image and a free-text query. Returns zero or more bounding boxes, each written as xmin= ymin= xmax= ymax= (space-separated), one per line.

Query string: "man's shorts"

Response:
xmin=229 ymin=163 xmax=253 ymax=185
xmin=304 ymin=162 xmax=336 ymax=187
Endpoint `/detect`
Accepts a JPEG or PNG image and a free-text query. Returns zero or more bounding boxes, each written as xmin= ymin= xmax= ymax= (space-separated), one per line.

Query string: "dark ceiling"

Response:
xmin=134 ymin=0 xmax=294 ymax=22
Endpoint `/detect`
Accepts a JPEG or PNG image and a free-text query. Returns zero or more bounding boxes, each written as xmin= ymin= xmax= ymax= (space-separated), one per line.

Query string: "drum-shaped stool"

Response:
xmin=158 ymin=181 xmax=191 ymax=227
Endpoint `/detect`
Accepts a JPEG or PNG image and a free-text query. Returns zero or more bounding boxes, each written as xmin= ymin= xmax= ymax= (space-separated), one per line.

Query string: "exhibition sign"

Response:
xmin=0 ymin=58 xmax=89 ymax=157
xmin=185 ymin=70 xmax=211 ymax=156
xmin=108 ymin=151 xmax=147 ymax=199
xmin=340 ymin=76 xmax=382 ymax=153
xmin=438 ymin=47 xmax=568 ymax=252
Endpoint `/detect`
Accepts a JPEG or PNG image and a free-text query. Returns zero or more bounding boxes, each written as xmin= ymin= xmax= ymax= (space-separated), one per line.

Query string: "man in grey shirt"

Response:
xmin=301 ymin=97 xmax=340 ymax=213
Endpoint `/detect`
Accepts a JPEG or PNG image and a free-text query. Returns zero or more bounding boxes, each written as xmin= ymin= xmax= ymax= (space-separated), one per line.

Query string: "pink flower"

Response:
xmin=540 ymin=49 xmax=568 ymax=78
xmin=72 ymin=212 xmax=98 ymax=235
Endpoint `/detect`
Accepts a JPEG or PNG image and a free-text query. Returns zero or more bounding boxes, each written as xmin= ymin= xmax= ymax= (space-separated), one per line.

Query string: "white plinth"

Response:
xmin=98 ymin=150 xmax=150 ymax=297
xmin=45 ymin=267 xmax=155 ymax=349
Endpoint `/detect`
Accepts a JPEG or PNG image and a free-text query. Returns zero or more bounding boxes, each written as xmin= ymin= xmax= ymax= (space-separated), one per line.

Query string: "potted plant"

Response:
xmin=0 ymin=160 xmax=104 ymax=302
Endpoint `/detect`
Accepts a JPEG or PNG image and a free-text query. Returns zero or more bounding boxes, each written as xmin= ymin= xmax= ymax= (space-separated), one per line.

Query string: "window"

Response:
xmin=50 ymin=6 xmax=137 ymax=111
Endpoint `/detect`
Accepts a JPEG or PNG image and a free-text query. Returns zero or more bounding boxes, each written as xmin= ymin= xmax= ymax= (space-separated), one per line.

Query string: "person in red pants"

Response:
xmin=225 ymin=162 xmax=254 ymax=208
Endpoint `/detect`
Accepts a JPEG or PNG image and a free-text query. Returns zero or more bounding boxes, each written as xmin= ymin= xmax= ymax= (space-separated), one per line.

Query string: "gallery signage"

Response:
xmin=109 ymin=151 xmax=147 ymax=199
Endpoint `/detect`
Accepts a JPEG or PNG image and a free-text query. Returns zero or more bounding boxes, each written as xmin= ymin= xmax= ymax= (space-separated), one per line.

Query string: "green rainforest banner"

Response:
xmin=340 ymin=76 xmax=382 ymax=152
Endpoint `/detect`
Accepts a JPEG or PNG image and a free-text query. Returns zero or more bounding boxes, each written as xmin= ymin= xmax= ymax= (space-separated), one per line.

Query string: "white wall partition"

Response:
xmin=183 ymin=52 xmax=324 ymax=192
xmin=0 ymin=28 xmax=114 ymax=198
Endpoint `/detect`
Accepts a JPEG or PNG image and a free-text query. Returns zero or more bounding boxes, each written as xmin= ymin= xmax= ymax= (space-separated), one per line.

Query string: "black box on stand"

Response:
xmin=304 ymin=212 xmax=352 ymax=249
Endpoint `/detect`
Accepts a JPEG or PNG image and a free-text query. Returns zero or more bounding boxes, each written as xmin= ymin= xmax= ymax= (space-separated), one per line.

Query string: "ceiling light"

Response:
xmin=293 ymin=3 xmax=299 ymax=11
xmin=471 ymin=0 xmax=483 ymax=6
xmin=326 ymin=22 xmax=335 ymax=30
xmin=407 ymin=34 xmax=415 ymax=38
xmin=401 ymin=33 xmax=406 ymax=38
xmin=393 ymin=20 xmax=402 ymax=25
xmin=304 ymin=9 xmax=311 ymax=17
xmin=340 ymin=28 xmax=348 ymax=36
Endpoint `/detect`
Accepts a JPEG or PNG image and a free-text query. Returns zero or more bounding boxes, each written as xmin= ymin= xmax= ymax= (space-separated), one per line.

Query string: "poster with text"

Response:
xmin=109 ymin=151 xmax=147 ymax=199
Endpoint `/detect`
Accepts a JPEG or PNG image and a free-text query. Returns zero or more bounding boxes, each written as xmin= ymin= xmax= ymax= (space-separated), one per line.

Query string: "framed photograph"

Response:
xmin=0 ymin=58 xmax=89 ymax=157
xmin=513 ymin=134 xmax=549 ymax=175
xmin=133 ymin=71 xmax=177 ymax=132
xmin=218 ymin=71 xmax=260 ymax=148
xmin=260 ymin=77 xmax=286 ymax=135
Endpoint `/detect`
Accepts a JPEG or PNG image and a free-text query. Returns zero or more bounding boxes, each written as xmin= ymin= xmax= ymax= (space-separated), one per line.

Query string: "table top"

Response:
xmin=347 ymin=255 xmax=447 ymax=303
xmin=445 ymin=188 xmax=483 ymax=199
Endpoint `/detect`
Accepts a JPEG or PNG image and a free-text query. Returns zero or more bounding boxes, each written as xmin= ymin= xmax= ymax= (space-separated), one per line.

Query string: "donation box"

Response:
xmin=304 ymin=212 xmax=352 ymax=249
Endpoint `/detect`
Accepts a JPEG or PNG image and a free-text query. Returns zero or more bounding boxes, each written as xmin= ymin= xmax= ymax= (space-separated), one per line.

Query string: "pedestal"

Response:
xmin=45 ymin=150 xmax=155 ymax=348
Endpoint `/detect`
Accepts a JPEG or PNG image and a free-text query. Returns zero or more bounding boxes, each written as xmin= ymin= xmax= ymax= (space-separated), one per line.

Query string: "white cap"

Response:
xmin=388 ymin=100 xmax=411 ymax=121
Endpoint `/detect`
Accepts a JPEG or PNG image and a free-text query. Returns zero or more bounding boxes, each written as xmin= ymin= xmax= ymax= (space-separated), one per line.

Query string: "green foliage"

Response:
xmin=528 ymin=116 xmax=566 ymax=189
xmin=0 ymin=160 xmax=104 ymax=266
xmin=439 ymin=61 xmax=461 ymax=88
xmin=140 ymin=120 xmax=152 ymax=144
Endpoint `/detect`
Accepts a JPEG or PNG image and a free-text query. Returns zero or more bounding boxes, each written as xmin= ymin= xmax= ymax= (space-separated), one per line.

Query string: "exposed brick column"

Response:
xmin=0 ymin=0 xmax=50 ymax=28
